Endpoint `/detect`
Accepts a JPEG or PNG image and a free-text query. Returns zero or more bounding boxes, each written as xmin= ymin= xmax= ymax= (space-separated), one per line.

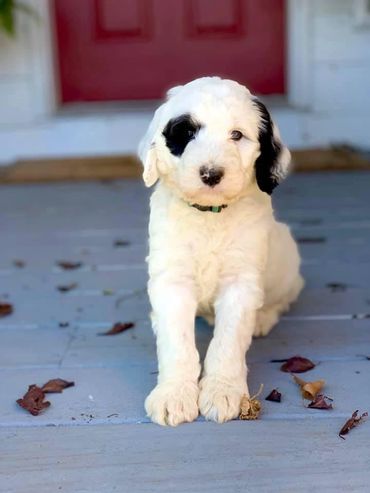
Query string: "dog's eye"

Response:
xmin=162 ymin=114 xmax=201 ymax=157
xmin=231 ymin=130 xmax=243 ymax=141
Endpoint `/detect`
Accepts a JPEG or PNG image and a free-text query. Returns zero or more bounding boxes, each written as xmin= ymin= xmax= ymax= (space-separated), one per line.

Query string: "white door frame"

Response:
xmin=286 ymin=0 xmax=312 ymax=109
xmin=27 ymin=0 xmax=58 ymax=120
xmin=29 ymin=0 xmax=313 ymax=119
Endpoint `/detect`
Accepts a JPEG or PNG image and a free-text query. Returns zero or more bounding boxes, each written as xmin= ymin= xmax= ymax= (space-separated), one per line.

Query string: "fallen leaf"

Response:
xmin=292 ymin=375 xmax=325 ymax=399
xmin=56 ymin=261 xmax=83 ymax=270
xmin=16 ymin=385 xmax=51 ymax=416
xmin=57 ymin=283 xmax=78 ymax=293
xmin=13 ymin=259 xmax=26 ymax=268
xmin=0 ymin=302 xmax=13 ymax=318
xmin=339 ymin=410 xmax=368 ymax=439
xmin=239 ymin=385 xmax=263 ymax=420
xmin=41 ymin=379 xmax=75 ymax=393
xmin=308 ymin=394 xmax=333 ymax=410
xmin=113 ymin=239 xmax=131 ymax=247
xmin=280 ymin=356 xmax=315 ymax=373
xmin=98 ymin=322 xmax=135 ymax=336
xmin=265 ymin=389 xmax=282 ymax=402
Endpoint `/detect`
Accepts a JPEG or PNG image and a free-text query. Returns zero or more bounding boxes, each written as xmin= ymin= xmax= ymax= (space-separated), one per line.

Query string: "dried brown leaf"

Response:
xmin=56 ymin=261 xmax=83 ymax=270
xmin=280 ymin=356 xmax=315 ymax=373
xmin=98 ymin=322 xmax=135 ymax=336
xmin=16 ymin=385 xmax=51 ymax=416
xmin=41 ymin=379 xmax=75 ymax=393
xmin=339 ymin=410 xmax=368 ymax=439
xmin=308 ymin=394 xmax=333 ymax=410
xmin=265 ymin=389 xmax=281 ymax=402
xmin=239 ymin=385 xmax=263 ymax=420
xmin=57 ymin=283 xmax=78 ymax=293
xmin=0 ymin=302 xmax=13 ymax=318
xmin=239 ymin=395 xmax=261 ymax=420
xmin=292 ymin=375 xmax=325 ymax=399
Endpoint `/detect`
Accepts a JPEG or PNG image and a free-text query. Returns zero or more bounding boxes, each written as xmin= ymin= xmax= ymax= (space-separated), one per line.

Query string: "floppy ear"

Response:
xmin=138 ymin=86 xmax=183 ymax=187
xmin=253 ymin=99 xmax=291 ymax=195
xmin=138 ymin=106 xmax=163 ymax=187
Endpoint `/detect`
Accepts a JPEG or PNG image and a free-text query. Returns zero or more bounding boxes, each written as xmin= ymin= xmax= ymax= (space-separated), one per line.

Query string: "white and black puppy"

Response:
xmin=138 ymin=77 xmax=303 ymax=426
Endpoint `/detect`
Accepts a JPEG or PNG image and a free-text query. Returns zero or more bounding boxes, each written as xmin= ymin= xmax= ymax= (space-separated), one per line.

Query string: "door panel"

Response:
xmin=54 ymin=0 xmax=285 ymax=102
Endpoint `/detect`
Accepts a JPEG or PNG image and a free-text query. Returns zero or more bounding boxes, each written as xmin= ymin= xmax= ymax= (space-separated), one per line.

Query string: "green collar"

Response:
xmin=190 ymin=203 xmax=228 ymax=213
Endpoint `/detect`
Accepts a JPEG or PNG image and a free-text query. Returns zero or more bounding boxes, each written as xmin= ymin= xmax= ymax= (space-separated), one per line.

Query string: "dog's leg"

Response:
xmin=145 ymin=281 xmax=201 ymax=426
xmin=199 ymin=280 xmax=263 ymax=423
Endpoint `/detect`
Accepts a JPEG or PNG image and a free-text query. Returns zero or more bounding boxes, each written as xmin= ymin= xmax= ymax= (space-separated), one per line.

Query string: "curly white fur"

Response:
xmin=138 ymin=77 xmax=304 ymax=426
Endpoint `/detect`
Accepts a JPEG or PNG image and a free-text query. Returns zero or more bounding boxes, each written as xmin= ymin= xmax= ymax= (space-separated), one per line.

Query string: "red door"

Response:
xmin=54 ymin=0 xmax=285 ymax=102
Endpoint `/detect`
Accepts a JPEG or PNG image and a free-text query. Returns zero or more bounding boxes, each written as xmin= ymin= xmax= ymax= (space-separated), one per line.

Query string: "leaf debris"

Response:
xmin=56 ymin=261 xmax=83 ymax=270
xmin=265 ymin=389 xmax=282 ymax=402
xmin=16 ymin=385 xmax=51 ymax=416
xmin=0 ymin=302 xmax=13 ymax=318
xmin=41 ymin=379 xmax=75 ymax=393
xmin=98 ymin=322 xmax=135 ymax=336
xmin=308 ymin=394 xmax=333 ymax=410
xmin=239 ymin=385 xmax=263 ymax=420
xmin=339 ymin=410 xmax=368 ymax=439
xmin=292 ymin=375 xmax=325 ymax=400
xmin=16 ymin=379 xmax=75 ymax=416
xmin=113 ymin=239 xmax=131 ymax=247
xmin=57 ymin=283 xmax=78 ymax=293
xmin=280 ymin=356 xmax=315 ymax=373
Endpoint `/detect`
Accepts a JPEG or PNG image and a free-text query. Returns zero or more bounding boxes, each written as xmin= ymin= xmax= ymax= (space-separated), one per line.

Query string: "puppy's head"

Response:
xmin=138 ymin=77 xmax=290 ymax=205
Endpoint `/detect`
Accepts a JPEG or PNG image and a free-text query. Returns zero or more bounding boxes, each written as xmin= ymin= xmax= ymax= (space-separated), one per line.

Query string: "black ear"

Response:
xmin=253 ymin=99 xmax=289 ymax=195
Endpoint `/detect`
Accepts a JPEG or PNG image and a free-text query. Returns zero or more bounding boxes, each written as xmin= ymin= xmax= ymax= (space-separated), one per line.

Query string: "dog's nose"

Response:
xmin=199 ymin=166 xmax=224 ymax=187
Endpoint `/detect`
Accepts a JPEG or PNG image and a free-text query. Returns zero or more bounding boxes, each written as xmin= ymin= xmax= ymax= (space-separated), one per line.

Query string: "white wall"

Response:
xmin=0 ymin=0 xmax=55 ymax=129
xmin=303 ymin=0 xmax=370 ymax=147
xmin=0 ymin=0 xmax=370 ymax=165
xmin=0 ymin=15 xmax=35 ymax=125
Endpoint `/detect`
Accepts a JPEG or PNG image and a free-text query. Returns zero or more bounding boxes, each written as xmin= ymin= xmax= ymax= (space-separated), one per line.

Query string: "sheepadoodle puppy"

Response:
xmin=138 ymin=77 xmax=304 ymax=426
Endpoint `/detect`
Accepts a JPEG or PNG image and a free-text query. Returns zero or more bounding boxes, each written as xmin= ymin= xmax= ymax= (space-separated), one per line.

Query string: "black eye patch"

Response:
xmin=162 ymin=114 xmax=201 ymax=157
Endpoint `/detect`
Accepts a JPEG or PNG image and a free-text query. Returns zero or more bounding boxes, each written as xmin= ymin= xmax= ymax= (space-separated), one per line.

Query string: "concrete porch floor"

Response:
xmin=0 ymin=172 xmax=370 ymax=492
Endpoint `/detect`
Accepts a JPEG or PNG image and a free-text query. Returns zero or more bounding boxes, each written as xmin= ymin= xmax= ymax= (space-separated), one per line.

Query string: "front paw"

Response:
xmin=198 ymin=376 xmax=247 ymax=423
xmin=145 ymin=380 xmax=199 ymax=426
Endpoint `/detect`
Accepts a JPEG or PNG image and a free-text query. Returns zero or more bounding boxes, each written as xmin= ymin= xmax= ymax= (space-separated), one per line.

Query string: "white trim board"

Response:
xmin=4 ymin=106 xmax=370 ymax=166
xmin=286 ymin=0 xmax=312 ymax=109
xmin=0 ymin=106 xmax=308 ymax=165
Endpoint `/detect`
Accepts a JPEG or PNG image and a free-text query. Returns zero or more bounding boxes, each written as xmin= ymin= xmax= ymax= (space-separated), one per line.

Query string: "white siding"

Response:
xmin=310 ymin=0 xmax=370 ymax=116
xmin=0 ymin=16 xmax=34 ymax=125
xmin=0 ymin=0 xmax=55 ymax=127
